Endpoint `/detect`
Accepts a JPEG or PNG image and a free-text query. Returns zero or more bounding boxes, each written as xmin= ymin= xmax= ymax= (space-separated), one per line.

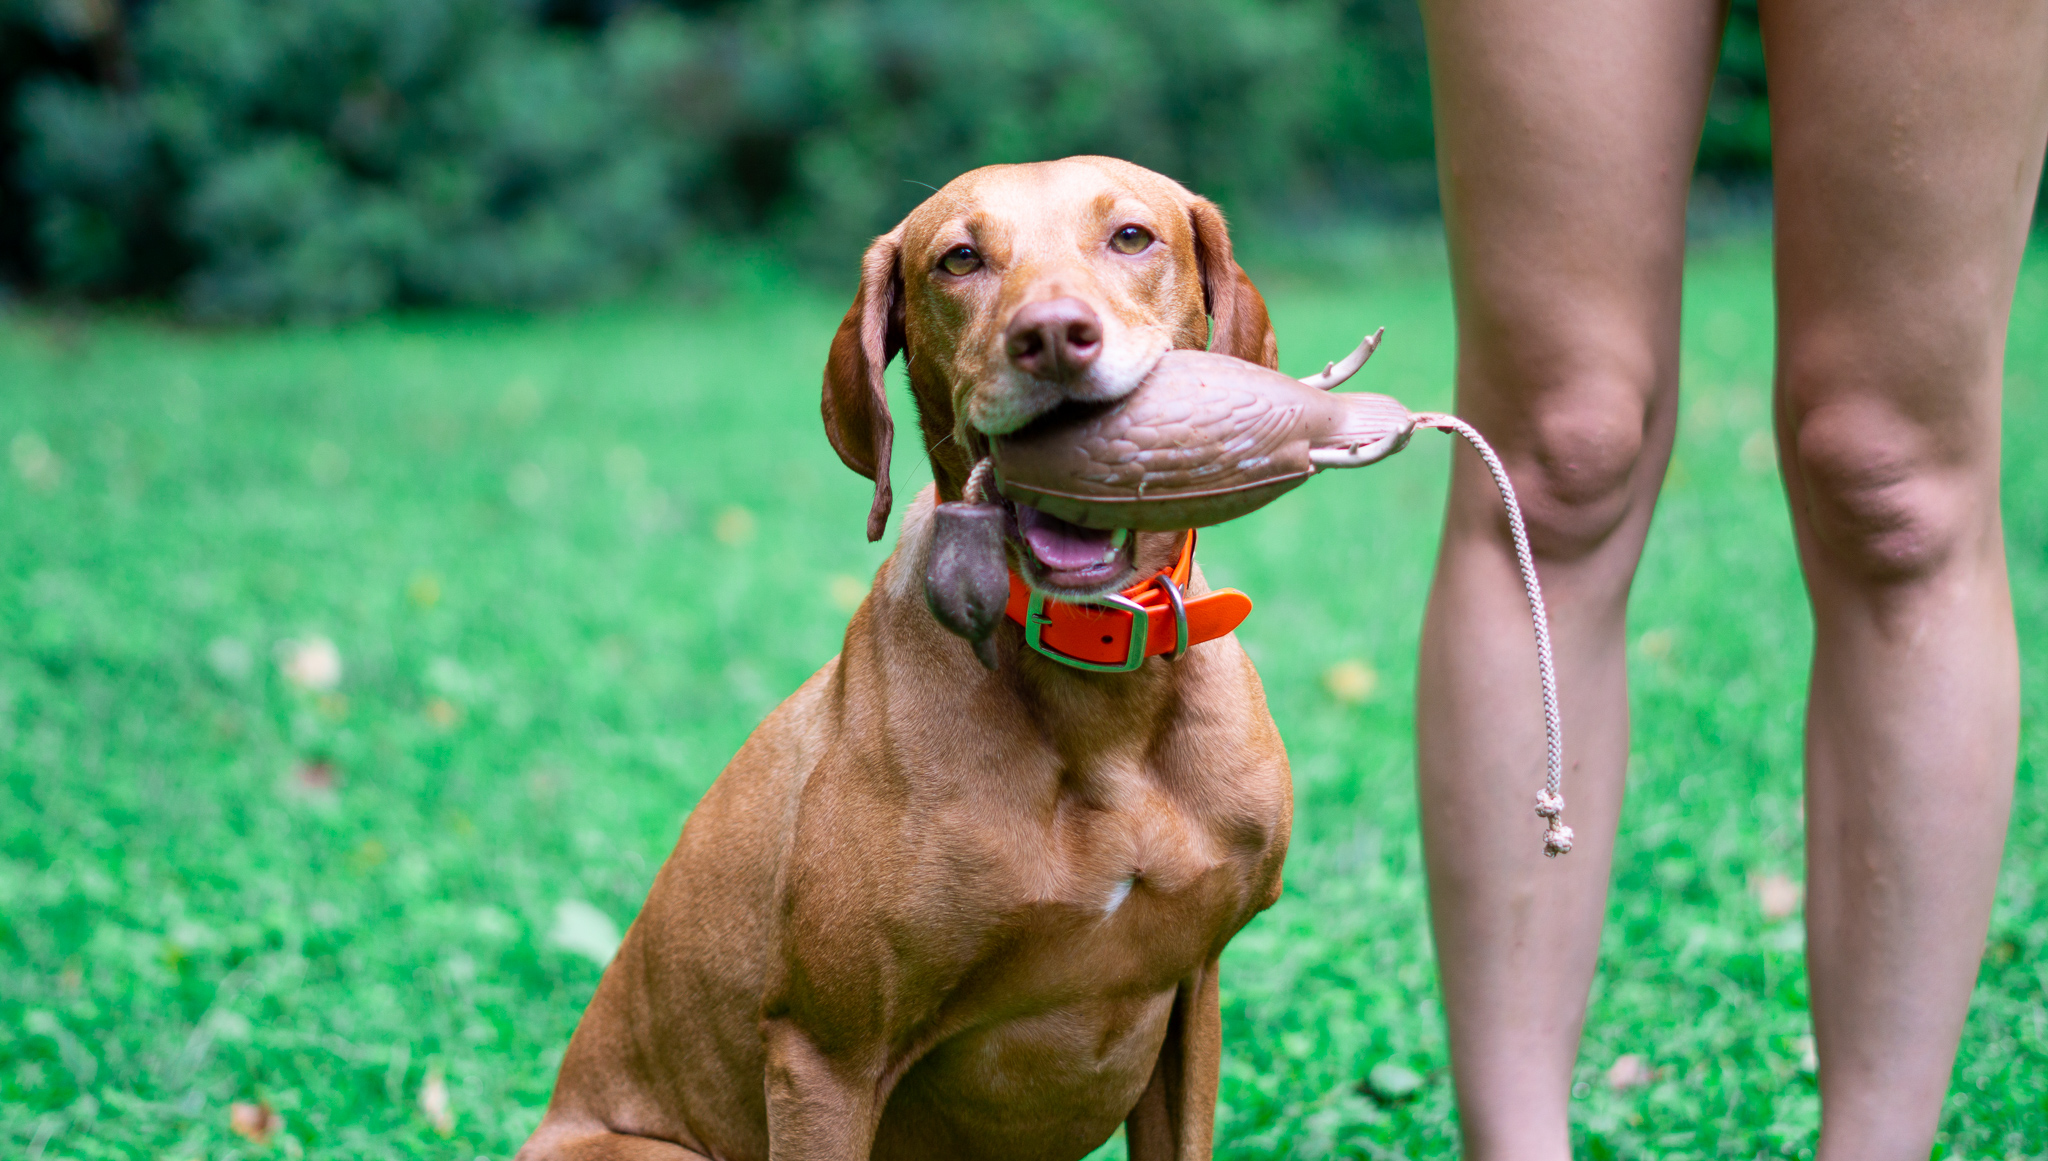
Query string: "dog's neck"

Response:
xmin=902 ymin=358 xmax=978 ymax=502
xmin=874 ymin=488 xmax=1223 ymax=703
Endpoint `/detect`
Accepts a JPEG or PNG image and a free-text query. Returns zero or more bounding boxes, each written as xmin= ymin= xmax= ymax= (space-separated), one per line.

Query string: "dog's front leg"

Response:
xmin=1123 ymin=960 xmax=1224 ymax=1161
xmin=762 ymin=1018 xmax=886 ymax=1161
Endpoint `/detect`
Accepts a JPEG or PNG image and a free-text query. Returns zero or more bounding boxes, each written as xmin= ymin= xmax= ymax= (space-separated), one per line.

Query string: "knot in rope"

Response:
xmin=1411 ymin=412 xmax=1571 ymax=858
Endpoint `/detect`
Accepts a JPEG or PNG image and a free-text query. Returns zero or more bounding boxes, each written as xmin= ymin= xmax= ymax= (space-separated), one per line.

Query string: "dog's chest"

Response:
xmin=942 ymin=756 xmax=1285 ymax=996
xmin=869 ymin=767 xmax=1281 ymax=1155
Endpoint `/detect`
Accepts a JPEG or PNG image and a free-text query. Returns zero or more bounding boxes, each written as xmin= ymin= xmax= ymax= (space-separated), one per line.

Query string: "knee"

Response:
xmin=1495 ymin=381 xmax=1655 ymax=563
xmin=1784 ymin=397 xmax=1990 ymax=586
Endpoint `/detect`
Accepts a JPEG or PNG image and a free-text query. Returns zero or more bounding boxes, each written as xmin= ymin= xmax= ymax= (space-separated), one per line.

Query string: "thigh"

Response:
xmin=1421 ymin=0 xmax=1727 ymax=550
xmin=1765 ymin=0 xmax=2048 ymax=488
xmin=1421 ymin=0 xmax=1727 ymax=364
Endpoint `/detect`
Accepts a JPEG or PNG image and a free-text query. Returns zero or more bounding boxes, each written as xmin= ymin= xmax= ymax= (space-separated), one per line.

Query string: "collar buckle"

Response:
xmin=1022 ymin=570 xmax=1192 ymax=672
xmin=1024 ymin=589 xmax=1150 ymax=672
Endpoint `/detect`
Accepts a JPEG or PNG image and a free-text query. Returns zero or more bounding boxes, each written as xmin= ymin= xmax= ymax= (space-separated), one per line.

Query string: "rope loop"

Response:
xmin=963 ymin=457 xmax=995 ymax=505
xmin=1411 ymin=413 xmax=1570 ymax=858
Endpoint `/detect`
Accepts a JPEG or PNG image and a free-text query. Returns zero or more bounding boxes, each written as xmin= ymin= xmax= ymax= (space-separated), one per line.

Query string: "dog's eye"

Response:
xmin=1110 ymin=225 xmax=1154 ymax=255
xmin=939 ymin=246 xmax=982 ymax=276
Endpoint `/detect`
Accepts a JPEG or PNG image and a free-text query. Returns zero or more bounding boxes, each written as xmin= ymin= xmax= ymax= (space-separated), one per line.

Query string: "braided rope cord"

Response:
xmin=963 ymin=457 xmax=995 ymax=505
xmin=1410 ymin=413 xmax=1573 ymax=856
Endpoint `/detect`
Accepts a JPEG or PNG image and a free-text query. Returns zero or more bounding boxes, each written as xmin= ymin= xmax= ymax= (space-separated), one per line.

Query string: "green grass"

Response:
xmin=3 ymin=238 xmax=2047 ymax=1160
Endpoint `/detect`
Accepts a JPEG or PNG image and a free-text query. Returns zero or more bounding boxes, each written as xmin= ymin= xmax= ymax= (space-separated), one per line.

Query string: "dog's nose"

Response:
xmin=1005 ymin=298 xmax=1103 ymax=382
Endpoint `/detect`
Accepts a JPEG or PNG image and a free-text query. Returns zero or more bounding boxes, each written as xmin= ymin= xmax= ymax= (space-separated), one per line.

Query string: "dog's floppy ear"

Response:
xmin=822 ymin=227 xmax=906 ymax=542
xmin=1187 ymin=198 xmax=1278 ymax=370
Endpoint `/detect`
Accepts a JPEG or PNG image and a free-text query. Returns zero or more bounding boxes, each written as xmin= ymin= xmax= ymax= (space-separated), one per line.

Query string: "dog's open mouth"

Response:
xmin=1010 ymin=501 xmax=1134 ymax=593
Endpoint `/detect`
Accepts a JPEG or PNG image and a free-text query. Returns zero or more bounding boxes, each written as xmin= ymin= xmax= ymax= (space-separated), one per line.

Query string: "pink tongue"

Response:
xmin=1017 ymin=505 xmax=1117 ymax=570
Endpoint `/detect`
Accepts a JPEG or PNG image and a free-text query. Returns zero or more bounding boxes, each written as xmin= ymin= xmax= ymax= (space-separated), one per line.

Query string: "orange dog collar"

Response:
xmin=1003 ymin=530 xmax=1252 ymax=671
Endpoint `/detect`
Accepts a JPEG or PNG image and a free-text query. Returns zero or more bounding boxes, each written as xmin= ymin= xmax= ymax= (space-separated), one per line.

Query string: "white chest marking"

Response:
xmin=1103 ymin=876 xmax=1137 ymax=915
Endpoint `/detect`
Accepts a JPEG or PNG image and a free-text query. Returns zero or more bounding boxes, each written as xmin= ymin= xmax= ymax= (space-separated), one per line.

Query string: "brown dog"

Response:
xmin=520 ymin=157 xmax=1291 ymax=1161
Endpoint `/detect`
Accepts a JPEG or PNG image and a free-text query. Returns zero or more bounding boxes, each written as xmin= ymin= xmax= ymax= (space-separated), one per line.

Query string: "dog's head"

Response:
xmin=822 ymin=156 xmax=1276 ymax=597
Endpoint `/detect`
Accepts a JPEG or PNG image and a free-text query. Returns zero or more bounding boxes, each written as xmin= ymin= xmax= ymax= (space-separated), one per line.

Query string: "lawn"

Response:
xmin=3 ymin=236 xmax=2047 ymax=1160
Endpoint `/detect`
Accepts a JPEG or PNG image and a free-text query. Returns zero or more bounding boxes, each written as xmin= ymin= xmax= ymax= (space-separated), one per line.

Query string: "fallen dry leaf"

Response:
xmin=277 ymin=636 xmax=343 ymax=691
xmin=351 ymin=838 xmax=388 ymax=871
xmin=229 ymin=1100 xmax=278 ymax=1145
xmin=1359 ymin=1060 xmax=1424 ymax=1104
xmin=419 ymin=1068 xmax=453 ymax=1136
xmin=1740 ymin=429 xmax=1777 ymax=474
xmin=1755 ymin=872 xmax=1803 ymax=921
xmin=408 ymin=573 xmax=442 ymax=609
xmin=714 ymin=505 xmax=757 ymax=546
xmin=549 ymin=899 xmax=622 ymax=965
xmin=11 ymin=430 xmax=62 ymax=490
xmin=294 ymin=761 xmax=337 ymax=792
xmin=498 ymin=377 xmax=545 ymax=425
xmin=826 ymin=574 xmax=868 ymax=615
xmin=1635 ymin=628 xmax=1674 ymax=661
xmin=1605 ymin=1053 xmax=1655 ymax=1091
xmin=596 ymin=636 xmax=634 ymax=671
xmin=1322 ymin=660 xmax=1379 ymax=705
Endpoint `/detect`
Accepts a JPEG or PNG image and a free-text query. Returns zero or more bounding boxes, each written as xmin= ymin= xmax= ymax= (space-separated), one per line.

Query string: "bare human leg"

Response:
xmin=1413 ymin=0 xmax=1722 ymax=1155
xmin=1762 ymin=2 xmax=2048 ymax=1155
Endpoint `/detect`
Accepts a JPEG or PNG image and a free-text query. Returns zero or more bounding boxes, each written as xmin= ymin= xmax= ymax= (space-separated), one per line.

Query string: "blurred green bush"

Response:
xmin=4 ymin=0 xmax=704 ymax=318
xmin=1 ymin=0 xmax=1776 ymax=321
xmin=1698 ymin=0 xmax=1767 ymax=176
